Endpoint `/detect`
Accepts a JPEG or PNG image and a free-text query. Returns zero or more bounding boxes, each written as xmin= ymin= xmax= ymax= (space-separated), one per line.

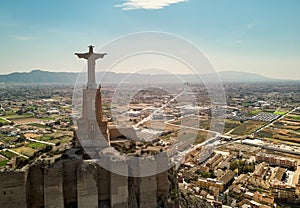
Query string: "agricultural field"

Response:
xmin=0 ymin=158 xmax=9 ymax=167
xmin=170 ymin=116 xmax=240 ymax=134
xmin=0 ymin=117 xmax=10 ymax=125
xmin=284 ymin=114 xmax=300 ymax=122
xmin=50 ymin=135 xmax=73 ymax=145
xmin=3 ymin=113 xmax=34 ymax=120
xmin=291 ymin=109 xmax=300 ymax=116
xmin=143 ymin=120 xmax=180 ymax=131
xmin=33 ymin=131 xmax=73 ymax=145
xmin=0 ymin=153 xmax=9 ymax=167
xmin=13 ymin=118 xmax=41 ymax=125
xmin=223 ymin=119 xmax=241 ymax=133
xmin=0 ymin=150 xmax=18 ymax=159
xmin=273 ymin=111 xmax=287 ymax=115
xmin=247 ymin=108 xmax=289 ymax=116
xmin=272 ymin=121 xmax=300 ymax=131
xmin=195 ymin=130 xmax=209 ymax=144
xmin=256 ymin=128 xmax=300 ymax=143
xmin=0 ymin=134 xmax=17 ymax=143
xmin=255 ymin=111 xmax=300 ymax=144
xmin=28 ymin=123 xmax=49 ymax=128
xmin=27 ymin=142 xmax=47 ymax=149
xmin=12 ymin=146 xmax=38 ymax=157
xmin=230 ymin=120 xmax=266 ymax=136
xmin=249 ymin=109 xmax=261 ymax=115
xmin=0 ymin=85 xmax=75 ymax=169
xmin=171 ymin=116 xmax=212 ymax=130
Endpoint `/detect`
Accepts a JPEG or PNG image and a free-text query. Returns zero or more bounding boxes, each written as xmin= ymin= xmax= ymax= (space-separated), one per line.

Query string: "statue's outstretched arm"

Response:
xmin=93 ymin=53 xmax=107 ymax=60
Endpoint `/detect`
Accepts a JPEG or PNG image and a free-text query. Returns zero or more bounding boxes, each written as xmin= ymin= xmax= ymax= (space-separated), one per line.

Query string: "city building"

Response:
xmin=256 ymin=153 xmax=297 ymax=170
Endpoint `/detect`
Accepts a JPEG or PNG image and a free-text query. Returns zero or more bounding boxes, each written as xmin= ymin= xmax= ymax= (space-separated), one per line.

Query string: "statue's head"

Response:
xmin=88 ymin=45 xmax=94 ymax=53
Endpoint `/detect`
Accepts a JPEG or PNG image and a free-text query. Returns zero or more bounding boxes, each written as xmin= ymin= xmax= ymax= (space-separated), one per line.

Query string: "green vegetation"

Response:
xmin=0 ymin=136 xmax=17 ymax=143
xmin=228 ymin=191 xmax=243 ymax=202
xmin=255 ymin=130 xmax=273 ymax=138
xmin=263 ymin=109 xmax=275 ymax=113
xmin=37 ymin=135 xmax=52 ymax=141
xmin=40 ymin=117 xmax=55 ymax=121
xmin=286 ymin=115 xmax=300 ymax=121
xmin=28 ymin=123 xmax=48 ymax=128
xmin=172 ymin=117 xmax=207 ymax=129
xmin=241 ymin=102 xmax=251 ymax=107
xmin=0 ymin=160 xmax=9 ymax=167
xmin=1 ymin=110 xmax=15 ymax=116
xmin=0 ymin=117 xmax=10 ymax=125
xmin=274 ymin=111 xmax=286 ymax=115
xmin=28 ymin=142 xmax=46 ymax=149
xmin=27 ymin=106 xmax=38 ymax=111
xmin=198 ymin=120 xmax=211 ymax=130
xmin=224 ymin=119 xmax=241 ymax=133
xmin=231 ymin=120 xmax=266 ymax=135
xmin=195 ymin=170 xmax=216 ymax=178
xmin=12 ymin=146 xmax=37 ymax=157
xmin=0 ymin=150 xmax=18 ymax=159
xmin=248 ymin=185 xmax=263 ymax=193
xmin=230 ymin=160 xmax=255 ymax=174
xmin=3 ymin=113 xmax=34 ymax=120
xmin=250 ymin=109 xmax=261 ymax=115
xmin=195 ymin=130 xmax=208 ymax=144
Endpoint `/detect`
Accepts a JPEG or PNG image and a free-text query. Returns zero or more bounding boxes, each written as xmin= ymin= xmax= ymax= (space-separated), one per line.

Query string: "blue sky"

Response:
xmin=0 ymin=0 xmax=299 ymax=79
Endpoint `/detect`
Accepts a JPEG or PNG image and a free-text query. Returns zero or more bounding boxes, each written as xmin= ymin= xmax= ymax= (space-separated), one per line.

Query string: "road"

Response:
xmin=133 ymin=89 xmax=187 ymax=128
xmin=1 ymin=148 xmax=29 ymax=159
xmin=165 ymin=117 xmax=222 ymax=168
xmin=240 ymin=140 xmax=300 ymax=156
xmin=26 ymin=138 xmax=55 ymax=146
xmin=165 ymin=120 xmax=221 ymax=136
xmin=225 ymin=127 xmax=236 ymax=135
xmin=0 ymin=117 xmax=11 ymax=123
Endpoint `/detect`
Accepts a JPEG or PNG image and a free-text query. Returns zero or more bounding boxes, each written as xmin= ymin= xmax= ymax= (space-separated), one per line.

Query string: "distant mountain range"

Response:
xmin=0 ymin=70 xmax=298 ymax=84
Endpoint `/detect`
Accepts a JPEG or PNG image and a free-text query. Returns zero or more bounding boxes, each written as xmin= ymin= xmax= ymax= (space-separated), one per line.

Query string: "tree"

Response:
xmin=230 ymin=160 xmax=239 ymax=171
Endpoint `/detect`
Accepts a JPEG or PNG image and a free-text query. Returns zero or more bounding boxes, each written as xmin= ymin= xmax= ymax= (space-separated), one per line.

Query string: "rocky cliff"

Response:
xmin=0 ymin=158 xmax=179 ymax=208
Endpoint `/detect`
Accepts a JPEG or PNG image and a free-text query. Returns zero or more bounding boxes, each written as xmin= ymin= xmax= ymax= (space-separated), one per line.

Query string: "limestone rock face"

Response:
xmin=179 ymin=191 xmax=214 ymax=208
xmin=62 ymin=160 xmax=81 ymax=208
xmin=0 ymin=171 xmax=27 ymax=208
xmin=0 ymin=160 xmax=180 ymax=208
xmin=26 ymin=164 xmax=44 ymax=208
xmin=110 ymin=172 xmax=129 ymax=208
xmin=97 ymin=165 xmax=111 ymax=206
xmin=44 ymin=164 xmax=64 ymax=208
xmin=77 ymin=162 xmax=98 ymax=208
xmin=139 ymin=176 xmax=157 ymax=208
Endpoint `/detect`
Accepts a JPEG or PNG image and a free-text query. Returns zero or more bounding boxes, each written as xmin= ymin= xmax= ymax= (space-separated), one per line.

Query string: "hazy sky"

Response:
xmin=0 ymin=0 xmax=300 ymax=79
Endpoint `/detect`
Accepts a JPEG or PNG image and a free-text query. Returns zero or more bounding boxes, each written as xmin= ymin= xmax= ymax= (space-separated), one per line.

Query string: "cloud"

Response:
xmin=116 ymin=0 xmax=187 ymax=10
xmin=246 ymin=21 xmax=258 ymax=30
xmin=10 ymin=35 xmax=32 ymax=41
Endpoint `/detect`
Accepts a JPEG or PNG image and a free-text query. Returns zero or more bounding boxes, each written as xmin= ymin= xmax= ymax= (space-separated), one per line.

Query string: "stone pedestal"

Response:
xmin=77 ymin=88 xmax=109 ymax=149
